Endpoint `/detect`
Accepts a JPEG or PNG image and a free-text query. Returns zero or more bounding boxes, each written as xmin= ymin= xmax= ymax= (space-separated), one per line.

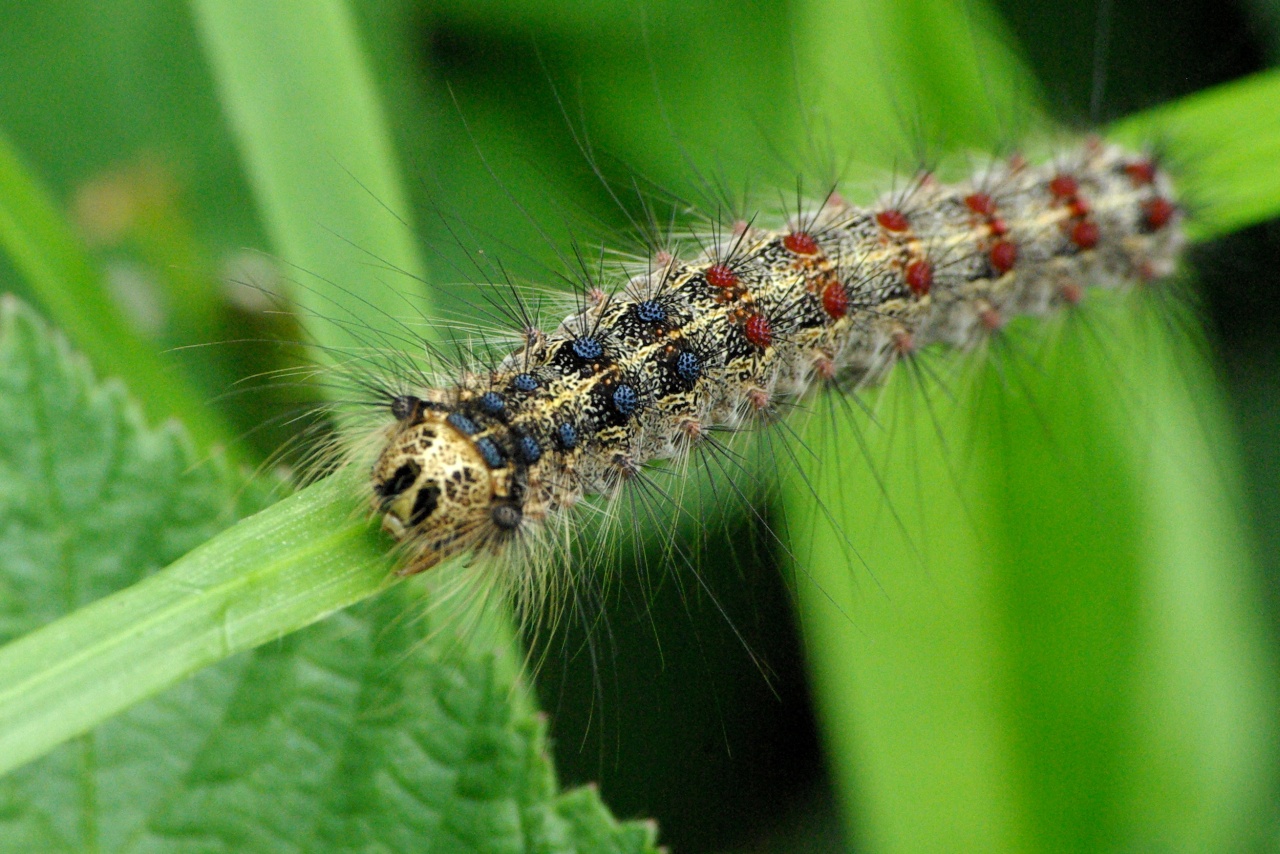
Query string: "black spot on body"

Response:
xmin=572 ymin=336 xmax=603 ymax=360
xmin=675 ymin=350 xmax=702 ymax=384
xmin=491 ymin=503 xmax=522 ymax=530
xmin=552 ymin=336 xmax=610 ymax=376
xmin=794 ymin=292 xmax=833 ymax=329
xmin=635 ymin=300 xmax=666 ymax=323
xmin=724 ymin=327 xmax=761 ymax=362
xmin=612 ymin=383 xmax=639 ymax=418
xmin=390 ymin=395 xmax=422 ymax=422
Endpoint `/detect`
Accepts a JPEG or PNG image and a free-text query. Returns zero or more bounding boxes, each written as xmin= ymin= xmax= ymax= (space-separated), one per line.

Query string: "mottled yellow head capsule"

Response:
xmin=370 ymin=396 xmax=500 ymax=572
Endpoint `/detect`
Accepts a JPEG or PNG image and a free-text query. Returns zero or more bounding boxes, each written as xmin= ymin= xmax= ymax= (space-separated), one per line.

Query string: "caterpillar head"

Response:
xmin=370 ymin=395 xmax=515 ymax=572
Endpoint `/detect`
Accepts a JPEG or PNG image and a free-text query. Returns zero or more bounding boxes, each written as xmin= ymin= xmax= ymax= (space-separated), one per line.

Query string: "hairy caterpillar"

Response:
xmin=0 ymin=0 xmax=1271 ymax=850
xmin=0 ymin=0 xmax=1269 ymax=850
xmin=363 ymin=142 xmax=1182 ymax=594
xmin=307 ymin=5 xmax=1275 ymax=846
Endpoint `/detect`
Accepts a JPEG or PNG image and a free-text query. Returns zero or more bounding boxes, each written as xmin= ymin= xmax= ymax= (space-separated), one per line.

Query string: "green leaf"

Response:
xmin=0 ymin=472 xmax=390 ymax=781
xmin=2 ymin=589 xmax=658 ymax=853
xmin=0 ymin=297 xmax=657 ymax=853
xmin=0 ymin=294 xmax=256 ymax=850
xmin=793 ymin=0 xmax=1045 ymax=159
xmin=130 ymin=591 xmax=656 ymax=854
xmin=788 ymin=296 xmax=1278 ymax=850
xmin=0 ymin=296 xmax=255 ymax=646
xmin=0 ymin=3 xmax=662 ymax=846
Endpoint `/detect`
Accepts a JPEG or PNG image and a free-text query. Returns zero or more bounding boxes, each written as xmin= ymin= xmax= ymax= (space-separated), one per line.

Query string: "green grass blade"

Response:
xmin=1110 ymin=69 xmax=1280 ymax=240
xmin=189 ymin=0 xmax=428 ymax=358
xmin=0 ymin=130 xmax=235 ymax=456
xmin=790 ymin=298 xmax=1278 ymax=850
xmin=0 ymin=474 xmax=396 ymax=778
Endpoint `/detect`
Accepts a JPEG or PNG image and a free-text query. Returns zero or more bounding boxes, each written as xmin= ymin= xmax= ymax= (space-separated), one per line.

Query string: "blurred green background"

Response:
xmin=0 ymin=0 xmax=1278 ymax=850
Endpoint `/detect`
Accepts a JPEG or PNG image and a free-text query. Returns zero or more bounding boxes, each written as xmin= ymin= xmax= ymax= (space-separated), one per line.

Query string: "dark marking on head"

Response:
xmin=375 ymin=460 xmax=421 ymax=498
xmin=408 ymin=483 xmax=441 ymax=526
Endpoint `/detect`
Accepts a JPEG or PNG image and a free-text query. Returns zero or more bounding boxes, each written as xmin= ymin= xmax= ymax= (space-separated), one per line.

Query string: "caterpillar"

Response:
xmin=363 ymin=141 xmax=1182 ymax=590
xmin=0 ymin=0 xmax=1271 ymax=850
xmin=334 ymin=5 xmax=1278 ymax=848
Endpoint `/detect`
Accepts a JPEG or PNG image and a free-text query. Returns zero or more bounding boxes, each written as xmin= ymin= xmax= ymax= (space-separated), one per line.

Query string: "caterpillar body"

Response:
xmin=367 ymin=140 xmax=1182 ymax=577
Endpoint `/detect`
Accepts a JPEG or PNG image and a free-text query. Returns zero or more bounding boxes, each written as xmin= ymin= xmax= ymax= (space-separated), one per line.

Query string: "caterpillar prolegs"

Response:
xmin=365 ymin=141 xmax=1182 ymax=581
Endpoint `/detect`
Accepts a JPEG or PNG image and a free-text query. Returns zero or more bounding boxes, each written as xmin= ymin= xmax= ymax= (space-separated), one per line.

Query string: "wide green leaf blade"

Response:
xmin=131 ymin=589 xmax=657 ymax=853
xmin=1111 ymin=69 xmax=1280 ymax=240
xmin=788 ymin=1 xmax=1280 ymax=850
xmin=189 ymin=0 xmax=429 ymax=357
